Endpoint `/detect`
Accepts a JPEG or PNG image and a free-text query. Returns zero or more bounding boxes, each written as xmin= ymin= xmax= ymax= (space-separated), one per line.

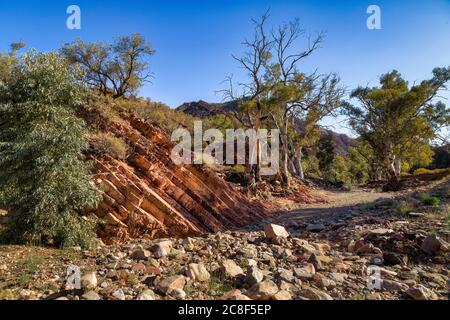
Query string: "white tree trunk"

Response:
xmin=293 ymin=148 xmax=304 ymax=180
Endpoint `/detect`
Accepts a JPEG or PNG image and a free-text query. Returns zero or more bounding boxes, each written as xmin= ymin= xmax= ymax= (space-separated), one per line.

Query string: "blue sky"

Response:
xmin=0 ymin=0 xmax=449 ymax=134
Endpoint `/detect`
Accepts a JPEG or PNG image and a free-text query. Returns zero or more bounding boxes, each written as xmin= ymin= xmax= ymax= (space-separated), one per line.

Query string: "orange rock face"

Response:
xmin=80 ymin=107 xmax=268 ymax=243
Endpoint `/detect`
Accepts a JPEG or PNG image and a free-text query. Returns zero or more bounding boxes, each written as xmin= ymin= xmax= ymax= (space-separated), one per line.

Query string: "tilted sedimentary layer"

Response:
xmin=79 ymin=106 xmax=268 ymax=243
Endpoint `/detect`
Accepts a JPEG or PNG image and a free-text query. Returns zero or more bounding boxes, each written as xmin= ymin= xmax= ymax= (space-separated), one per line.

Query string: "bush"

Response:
xmin=92 ymin=132 xmax=128 ymax=160
xmin=0 ymin=51 xmax=101 ymax=248
xmin=395 ymin=201 xmax=415 ymax=215
xmin=419 ymin=194 xmax=441 ymax=206
xmin=303 ymin=156 xmax=321 ymax=179
xmin=327 ymin=155 xmax=353 ymax=186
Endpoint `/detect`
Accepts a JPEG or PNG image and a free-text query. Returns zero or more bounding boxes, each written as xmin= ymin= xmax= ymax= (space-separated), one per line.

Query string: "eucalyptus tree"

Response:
xmin=222 ymin=12 xmax=274 ymax=187
xmin=345 ymin=68 xmax=450 ymax=189
xmin=62 ymin=33 xmax=155 ymax=98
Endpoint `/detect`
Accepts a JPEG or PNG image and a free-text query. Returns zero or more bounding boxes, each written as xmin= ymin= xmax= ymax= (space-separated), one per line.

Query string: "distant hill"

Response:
xmin=177 ymin=100 xmax=355 ymax=156
xmin=322 ymin=129 xmax=355 ymax=156
xmin=176 ymin=100 xmax=239 ymax=117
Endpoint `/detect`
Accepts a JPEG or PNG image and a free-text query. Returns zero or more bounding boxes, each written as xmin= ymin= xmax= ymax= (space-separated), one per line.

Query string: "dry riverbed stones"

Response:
xmin=0 ymin=197 xmax=448 ymax=301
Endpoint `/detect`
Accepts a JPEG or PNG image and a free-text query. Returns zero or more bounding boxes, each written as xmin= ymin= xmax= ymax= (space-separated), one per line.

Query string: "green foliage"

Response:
xmin=62 ymin=33 xmax=155 ymax=98
xmin=0 ymin=42 xmax=26 ymax=83
xmin=208 ymin=269 xmax=234 ymax=295
xmin=360 ymin=202 xmax=376 ymax=211
xmin=317 ymin=134 xmax=335 ymax=174
xmin=0 ymin=51 xmax=101 ymax=248
xmin=413 ymin=168 xmax=450 ymax=176
xmin=446 ymin=209 xmax=450 ymax=230
xmin=133 ymin=100 xmax=203 ymax=132
xmin=126 ymin=273 xmax=139 ymax=287
xmin=302 ymin=155 xmax=321 ymax=179
xmin=347 ymin=146 xmax=370 ymax=184
xmin=57 ymin=247 xmax=82 ymax=261
xmin=0 ymin=289 xmax=19 ymax=300
xmin=111 ymin=97 xmax=231 ymax=135
xmin=16 ymin=252 xmax=44 ymax=287
xmin=224 ymin=13 xmax=345 ymax=184
xmin=345 ymin=68 xmax=450 ymax=183
xmin=419 ymin=194 xmax=441 ymax=206
xmin=395 ymin=201 xmax=415 ymax=215
xmin=327 ymin=155 xmax=353 ymax=185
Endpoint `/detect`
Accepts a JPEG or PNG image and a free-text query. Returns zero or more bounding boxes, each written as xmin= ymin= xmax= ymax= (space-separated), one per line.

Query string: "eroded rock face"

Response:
xmin=80 ymin=107 xmax=269 ymax=243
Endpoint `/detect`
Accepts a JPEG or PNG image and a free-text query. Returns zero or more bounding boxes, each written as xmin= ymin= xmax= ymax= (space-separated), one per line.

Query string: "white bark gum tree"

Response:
xmin=224 ymin=13 xmax=345 ymax=188
xmin=346 ymin=68 xmax=450 ymax=190
xmin=222 ymin=12 xmax=273 ymax=188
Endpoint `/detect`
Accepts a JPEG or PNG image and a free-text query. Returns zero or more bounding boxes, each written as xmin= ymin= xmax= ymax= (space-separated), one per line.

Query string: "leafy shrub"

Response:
xmin=92 ymin=132 xmax=128 ymax=160
xmin=419 ymin=194 xmax=441 ymax=206
xmin=0 ymin=51 xmax=101 ymax=248
xmin=327 ymin=155 xmax=353 ymax=186
xmin=395 ymin=201 xmax=415 ymax=215
xmin=303 ymin=156 xmax=321 ymax=179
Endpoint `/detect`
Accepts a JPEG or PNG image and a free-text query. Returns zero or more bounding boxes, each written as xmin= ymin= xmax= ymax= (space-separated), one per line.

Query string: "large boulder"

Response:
xmin=245 ymin=280 xmax=279 ymax=300
xmin=245 ymin=266 xmax=264 ymax=286
xmin=81 ymin=272 xmax=98 ymax=290
xmin=220 ymin=259 xmax=244 ymax=278
xmin=187 ymin=263 xmax=210 ymax=282
xmin=406 ymin=285 xmax=438 ymax=300
xmin=156 ymin=275 xmax=186 ymax=295
xmin=421 ymin=234 xmax=442 ymax=254
xmin=264 ymin=224 xmax=289 ymax=239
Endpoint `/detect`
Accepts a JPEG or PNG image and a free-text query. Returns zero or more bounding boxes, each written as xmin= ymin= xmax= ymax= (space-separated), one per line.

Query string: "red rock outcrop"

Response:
xmin=79 ymin=106 xmax=269 ymax=243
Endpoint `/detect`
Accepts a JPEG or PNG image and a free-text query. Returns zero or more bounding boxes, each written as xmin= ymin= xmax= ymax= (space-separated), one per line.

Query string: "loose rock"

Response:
xmin=264 ymin=224 xmax=289 ymax=239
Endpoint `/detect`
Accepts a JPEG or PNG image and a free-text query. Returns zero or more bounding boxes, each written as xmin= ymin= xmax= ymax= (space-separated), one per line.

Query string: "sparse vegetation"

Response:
xmin=419 ymin=194 xmax=441 ymax=207
xmin=126 ymin=273 xmax=139 ymax=287
xmin=16 ymin=252 xmax=44 ymax=287
xmin=208 ymin=274 xmax=234 ymax=296
xmin=92 ymin=132 xmax=128 ymax=160
xmin=0 ymin=4 xmax=448 ymax=303
xmin=395 ymin=201 xmax=415 ymax=215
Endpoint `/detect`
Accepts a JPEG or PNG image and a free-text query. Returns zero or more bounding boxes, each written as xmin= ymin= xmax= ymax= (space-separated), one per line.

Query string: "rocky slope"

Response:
xmin=1 ymin=178 xmax=448 ymax=301
xmin=78 ymin=104 xmax=269 ymax=243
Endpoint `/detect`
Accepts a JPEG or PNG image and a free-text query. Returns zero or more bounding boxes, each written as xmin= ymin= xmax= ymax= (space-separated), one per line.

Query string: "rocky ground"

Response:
xmin=0 ymin=178 xmax=449 ymax=301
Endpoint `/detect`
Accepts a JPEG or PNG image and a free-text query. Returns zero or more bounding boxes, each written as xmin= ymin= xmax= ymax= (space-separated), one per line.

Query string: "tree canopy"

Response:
xmin=62 ymin=33 xmax=155 ymax=99
xmin=344 ymin=68 xmax=450 ymax=189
